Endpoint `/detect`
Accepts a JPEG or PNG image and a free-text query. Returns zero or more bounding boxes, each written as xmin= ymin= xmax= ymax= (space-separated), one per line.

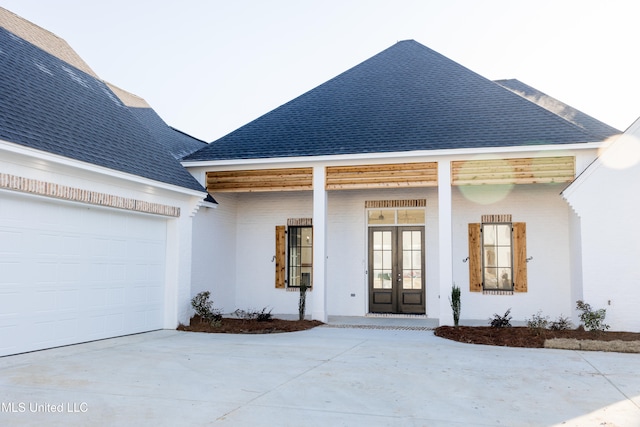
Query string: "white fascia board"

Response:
xmin=0 ymin=139 xmax=206 ymax=198
xmin=200 ymin=201 xmax=218 ymax=209
xmin=181 ymin=141 xmax=605 ymax=169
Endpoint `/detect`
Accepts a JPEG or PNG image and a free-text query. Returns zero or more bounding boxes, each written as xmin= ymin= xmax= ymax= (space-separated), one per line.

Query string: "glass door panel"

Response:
xmin=369 ymin=227 xmax=425 ymax=314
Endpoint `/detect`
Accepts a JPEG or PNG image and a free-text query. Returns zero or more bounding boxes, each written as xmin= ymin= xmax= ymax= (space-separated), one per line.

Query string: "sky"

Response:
xmin=2 ymin=0 xmax=639 ymax=142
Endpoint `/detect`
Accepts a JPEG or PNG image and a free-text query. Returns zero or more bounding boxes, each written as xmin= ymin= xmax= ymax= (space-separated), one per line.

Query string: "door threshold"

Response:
xmin=366 ymin=313 xmax=428 ymax=318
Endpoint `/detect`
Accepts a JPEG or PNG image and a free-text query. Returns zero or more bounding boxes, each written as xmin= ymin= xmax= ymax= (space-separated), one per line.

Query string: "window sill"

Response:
xmin=286 ymin=287 xmax=312 ymax=292
xmin=483 ymin=289 xmax=514 ymax=295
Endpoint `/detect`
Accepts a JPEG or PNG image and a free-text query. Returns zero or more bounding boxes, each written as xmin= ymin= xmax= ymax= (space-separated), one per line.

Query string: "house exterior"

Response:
xmin=0 ymin=8 xmax=208 ymax=357
xmin=1 ymin=8 xmax=633 ymax=357
xmin=183 ymin=40 xmax=620 ymax=326
xmin=563 ymin=118 xmax=640 ymax=332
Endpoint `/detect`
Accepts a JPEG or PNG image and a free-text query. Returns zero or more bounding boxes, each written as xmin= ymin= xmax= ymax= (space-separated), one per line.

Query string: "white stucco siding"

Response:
xmin=452 ymin=184 xmax=574 ymax=322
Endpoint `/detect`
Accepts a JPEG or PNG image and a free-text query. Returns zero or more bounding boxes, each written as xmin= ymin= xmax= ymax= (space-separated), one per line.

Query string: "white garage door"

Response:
xmin=0 ymin=191 xmax=167 ymax=356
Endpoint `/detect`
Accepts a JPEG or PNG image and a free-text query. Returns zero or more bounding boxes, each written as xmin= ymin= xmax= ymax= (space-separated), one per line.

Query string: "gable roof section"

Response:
xmin=495 ymin=78 xmax=619 ymax=140
xmin=0 ymin=26 xmax=204 ymax=192
xmin=186 ymin=40 xmax=619 ymax=162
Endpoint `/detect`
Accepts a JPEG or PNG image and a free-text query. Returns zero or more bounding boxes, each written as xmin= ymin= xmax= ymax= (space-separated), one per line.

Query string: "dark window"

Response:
xmin=288 ymin=226 xmax=312 ymax=288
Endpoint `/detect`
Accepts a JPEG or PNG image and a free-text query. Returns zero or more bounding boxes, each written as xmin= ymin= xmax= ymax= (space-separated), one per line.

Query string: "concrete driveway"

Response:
xmin=1 ymin=326 xmax=639 ymax=426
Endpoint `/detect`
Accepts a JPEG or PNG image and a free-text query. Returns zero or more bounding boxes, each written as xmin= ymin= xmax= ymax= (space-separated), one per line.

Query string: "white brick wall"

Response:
xmin=564 ymin=130 xmax=640 ymax=331
xmin=452 ymin=183 xmax=574 ymax=323
xmin=194 ymin=182 xmax=578 ymax=323
xmin=191 ymin=193 xmax=238 ymax=313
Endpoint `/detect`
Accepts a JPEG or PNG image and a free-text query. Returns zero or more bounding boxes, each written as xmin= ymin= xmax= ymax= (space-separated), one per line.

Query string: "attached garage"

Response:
xmin=0 ymin=191 xmax=168 ymax=356
xmin=0 ymin=15 xmax=207 ymax=357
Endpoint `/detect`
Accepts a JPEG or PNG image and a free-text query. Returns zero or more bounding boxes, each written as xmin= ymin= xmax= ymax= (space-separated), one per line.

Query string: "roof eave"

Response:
xmin=181 ymin=141 xmax=607 ymax=168
xmin=1 ymin=138 xmax=207 ymax=197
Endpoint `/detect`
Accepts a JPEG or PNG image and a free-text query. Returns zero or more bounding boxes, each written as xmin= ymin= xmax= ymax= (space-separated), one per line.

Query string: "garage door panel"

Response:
xmin=0 ymin=192 xmax=167 ymax=356
xmin=34 ymin=261 xmax=58 ymax=284
xmin=109 ymin=264 xmax=126 ymax=282
xmin=0 ymin=288 xmax=20 ymax=314
xmin=109 ymin=239 xmax=128 ymax=257
xmin=0 ymin=261 xmax=22 ymax=284
xmin=0 ymin=229 xmax=23 ymax=253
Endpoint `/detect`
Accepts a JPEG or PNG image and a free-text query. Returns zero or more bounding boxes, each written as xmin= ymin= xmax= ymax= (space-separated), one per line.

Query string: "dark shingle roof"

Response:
xmin=186 ymin=40 xmax=620 ymax=162
xmin=128 ymin=107 xmax=207 ymax=160
xmin=0 ymin=27 xmax=204 ymax=192
xmin=495 ymin=78 xmax=619 ymax=140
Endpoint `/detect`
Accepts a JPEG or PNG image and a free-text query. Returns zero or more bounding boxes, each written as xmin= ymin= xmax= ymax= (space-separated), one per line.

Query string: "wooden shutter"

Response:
xmin=275 ymin=225 xmax=286 ymax=288
xmin=468 ymin=223 xmax=482 ymax=292
xmin=513 ymin=222 xmax=528 ymax=292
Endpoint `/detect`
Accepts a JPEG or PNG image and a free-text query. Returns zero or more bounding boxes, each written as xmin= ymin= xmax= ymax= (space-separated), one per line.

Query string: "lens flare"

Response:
xmin=455 ymin=157 xmax=515 ymax=204
xmin=598 ymin=134 xmax=640 ymax=170
xmin=458 ymin=184 xmax=514 ymax=205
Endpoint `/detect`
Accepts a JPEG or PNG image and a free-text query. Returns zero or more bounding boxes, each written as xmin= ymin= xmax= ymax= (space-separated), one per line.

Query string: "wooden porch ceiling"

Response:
xmin=205 ymin=157 xmax=575 ymax=193
xmin=206 ymin=168 xmax=313 ymax=192
xmin=452 ymin=156 xmax=575 ymax=185
xmin=325 ymin=162 xmax=438 ymax=190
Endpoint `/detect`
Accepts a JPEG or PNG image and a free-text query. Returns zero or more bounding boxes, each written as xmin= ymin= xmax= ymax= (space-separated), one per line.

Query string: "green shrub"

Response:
xmin=576 ymin=300 xmax=610 ymax=332
xmin=490 ymin=308 xmax=512 ymax=328
xmin=256 ymin=307 xmax=273 ymax=322
xmin=549 ymin=315 xmax=573 ymax=331
xmin=191 ymin=291 xmax=222 ymax=325
xmin=234 ymin=307 xmax=273 ymax=322
xmin=526 ymin=310 xmax=549 ymax=330
xmin=449 ymin=284 xmax=461 ymax=326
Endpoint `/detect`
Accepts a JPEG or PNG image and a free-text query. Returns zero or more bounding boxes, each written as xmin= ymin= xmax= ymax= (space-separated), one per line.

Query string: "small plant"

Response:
xmin=234 ymin=307 xmax=273 ymax=322
xmin=576 ymin=300 xmax=610 ymax=332
xmin=549 ymin=315 xmax=573 ymax=331
xmin=298 ymin=282 xmax=308 ymax=321
xmin=256 ymin=307 xmax=273 ymax=322
xmin=191 ymin=291 xmax=222 ymax=326
xmin=526 ymin=310 xmax=549 ymax=330
xmin=490 ymin=308 xmax=512 ymax=328
xmin=449 ymin=283 xmax=461 ymax=326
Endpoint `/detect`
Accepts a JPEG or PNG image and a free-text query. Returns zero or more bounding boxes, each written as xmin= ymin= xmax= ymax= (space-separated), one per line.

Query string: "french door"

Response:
xmin=368 ymin=226 xmax=425 ymax=314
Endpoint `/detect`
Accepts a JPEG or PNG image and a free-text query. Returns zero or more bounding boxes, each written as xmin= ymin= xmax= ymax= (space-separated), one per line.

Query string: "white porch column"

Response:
xmin=438 ymin=160 xmax=454 ymax=326
xmin=312 ymin=165 xmax=328 ymax=322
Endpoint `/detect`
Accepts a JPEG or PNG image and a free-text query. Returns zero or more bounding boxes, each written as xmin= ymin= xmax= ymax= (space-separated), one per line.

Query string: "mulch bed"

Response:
xmin=434 ymin=326 xmax=640 ymax=348
xmin=177 ymin=315 xmax=324 ymax=334
xmin=178 ymin=316 xmax=640 ymax=352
